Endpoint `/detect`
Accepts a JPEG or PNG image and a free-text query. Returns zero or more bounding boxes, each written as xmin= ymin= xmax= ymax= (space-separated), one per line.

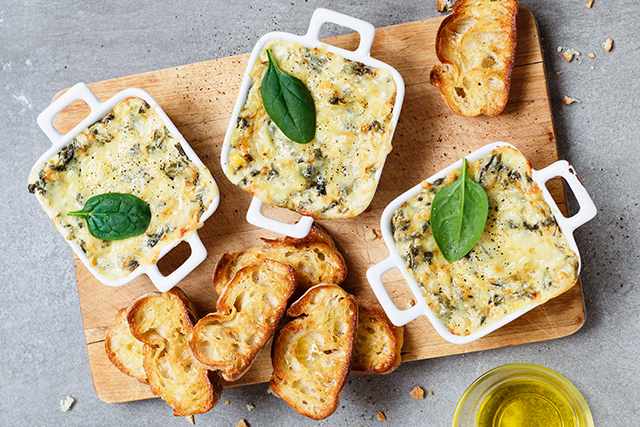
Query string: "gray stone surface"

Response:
xmin=1 ymin=0 xmax=638 ymax=425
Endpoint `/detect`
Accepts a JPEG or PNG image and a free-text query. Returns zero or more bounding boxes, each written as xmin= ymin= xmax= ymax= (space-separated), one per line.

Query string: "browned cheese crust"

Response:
xmin=126 ymin=288 xmax=222 ymax=416
xmin=104 ymin=308 xmax=148 ymax=384
xmin=430 ymin=0 xmax=519 ymax=116
xmin=213 ymin=224 xmax=346 ymax=297
xmin=351 ymin=296 xmax=404 ymax=375
xmin=190 ymin=260 xmax=296 ymax=381
xmin=270 ymin=284 xmax=357 ymax=420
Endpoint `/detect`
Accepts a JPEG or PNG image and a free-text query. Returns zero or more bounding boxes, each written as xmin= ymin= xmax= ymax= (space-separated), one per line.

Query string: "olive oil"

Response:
xmin=476 ymin=378 xmax=576 ymax=427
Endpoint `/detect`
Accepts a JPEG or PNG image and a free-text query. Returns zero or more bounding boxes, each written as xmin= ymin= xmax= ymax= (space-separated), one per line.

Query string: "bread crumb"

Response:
xmin=585 ymin=0 xmax=594 ymax=8
xmin=365 ymin=229 xmax=380 ymax=241
xmin=185 ymin=415 xmax=195 ymax=425
xmin=225 ymin=399 xmax=230 ymax=405
xmin=377 ymin=411 xmax=387 ymax=421
xmin=588 ymin=53 xmax=595 ymax=59
xmin=603 ymin=38 xmax=613 ymax=52
xmin=410 ymin=386 xmax=425 ymax=399
xmin=60 ymin=395 xmax=75 ymax=412
xmin=437 ymin=0 xmax=453 ymax=13
xmin=562 ymin=96 xmax=581 ymax=105
xmin=556 ymin=71 xmax=563 ymax=75
xmin=246 ymin=402 xmax=255 ymax=411
xmin=556 ymin=46 xmax=564 ymax=53
xmin=590 ymin=65 xmax=595 ymax=69
xmin=562 ymin=48 xmax=580 ymax=62
xmin=430 ymin=390 xmax=435 ymax=396
xmin=266 ymin=385 xmax=277 ymax=396
xmin=236 ymin=420 xmax=249 ymax=427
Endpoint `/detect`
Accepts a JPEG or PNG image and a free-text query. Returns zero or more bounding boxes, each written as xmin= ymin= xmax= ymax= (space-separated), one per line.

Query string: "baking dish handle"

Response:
xmin=532 ymin=160 xmax=597 ymax=233
xmin=145 ymin=234 xmax=208 ymax=292
xmin=366 ymin=256 xmax=425 ymax=327
xmin=246 ymin=197 xmax=314 ymax=239
xmin=37 ymin=82 xmax=103 ymax=147
xmin=306 ymin=8 xmax=376 ymax=57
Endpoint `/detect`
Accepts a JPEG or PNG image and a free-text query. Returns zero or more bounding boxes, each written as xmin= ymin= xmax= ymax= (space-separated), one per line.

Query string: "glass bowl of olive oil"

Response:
xmin=452 ymin=363 xmax=593 ymax=427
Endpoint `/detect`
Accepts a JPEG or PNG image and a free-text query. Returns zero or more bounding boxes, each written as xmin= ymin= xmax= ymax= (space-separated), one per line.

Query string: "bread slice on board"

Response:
xmin=430 ymin=0 xmax=519 ymax=116
xmin=352 ymin=296 xmax=404 ymax=375
xmin=270 ymin=284 xmax=358 ymax=420
xmin=104 ymin=307 xmax=147 ymax=384
xmin=126 ymin=288 xmax=223 ymax=416
xmin=190 ymin=260 xmax=296 ymax=381
xmin=213 ymin=223 xmax=346 ymax=296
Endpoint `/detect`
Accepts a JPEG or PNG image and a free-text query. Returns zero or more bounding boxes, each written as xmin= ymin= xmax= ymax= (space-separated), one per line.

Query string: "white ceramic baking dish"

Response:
xmin=32 ymin=82 xmax=220 ymax=292
xmin=366 ymin=142 xmax=597 ymax=344
xmin=221 ymin=8 xmax=405 ymax=238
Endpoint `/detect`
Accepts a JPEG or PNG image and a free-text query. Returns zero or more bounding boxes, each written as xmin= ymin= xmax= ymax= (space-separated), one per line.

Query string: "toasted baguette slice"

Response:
xmin=105 ymin=307 xmax=147 ymax=384
xmin=190 ymin=260 xmax=296 ymax=381
xmin=213 ymin=224 xmax=346 ymax=296
xmin=352 ymin=297 xmax=404 ymax=375
xmin=126 ymin=288 xmax=222 ymax=416
xmin=270 ymin=284 xmax=358 ymax=420
xmin=430 ymin=0 xmax=519 ymax=116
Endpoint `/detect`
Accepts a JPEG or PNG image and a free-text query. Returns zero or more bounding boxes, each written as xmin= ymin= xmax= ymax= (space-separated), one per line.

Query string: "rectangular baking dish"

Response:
xmin=366 ymin=142 xmax=597 ymax=344
xmin=220 ymin=7 xmax=405 ymax=238
xmin=32 ymin=83 xmax=220 ymax=292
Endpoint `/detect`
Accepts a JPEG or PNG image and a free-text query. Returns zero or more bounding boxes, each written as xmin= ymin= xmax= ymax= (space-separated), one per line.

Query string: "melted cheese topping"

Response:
xmin=392 ymin=147 xmax=579 ymax=336
xmin=225 ymin=39 xmax=397 ymax=219
xmin=28 ymin=97 xmax=217 ymax=280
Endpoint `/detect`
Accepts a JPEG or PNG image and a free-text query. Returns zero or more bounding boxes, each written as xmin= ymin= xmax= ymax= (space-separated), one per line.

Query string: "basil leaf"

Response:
xmin=68 ymin=193 xmax=152 ymax=241
xmin=260 ymin=49 xmax=316 ymax=144
xmin=431 ymin=158 xmax=489 ymax=262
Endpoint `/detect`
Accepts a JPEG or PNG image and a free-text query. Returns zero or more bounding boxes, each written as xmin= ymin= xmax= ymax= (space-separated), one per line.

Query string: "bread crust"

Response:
xmin=213 ymin=224 xmax=346 ymax=296
xmin=430 ymin=0 xmax=519 ymax=116
xmin=351 ymin=296 xmax=404 ymax=375
xmin=270 ymin=284 xmax=357 ymax=420
xmin=104 ymin=307 xmax=148 ymax=384
xmin=126 ymin=288 xmax=223 ymax=416
xmin=190 ymin=260 xmax=296 ymax=381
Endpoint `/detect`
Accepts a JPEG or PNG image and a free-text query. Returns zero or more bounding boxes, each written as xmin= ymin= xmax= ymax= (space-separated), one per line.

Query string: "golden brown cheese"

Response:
xmin=225 ymin=39 xmax=397 ymax=219
xmin=28 ymin=97 xmax=217 ymax=280
xmin=392 ymin=147 xmax=579 ymax=336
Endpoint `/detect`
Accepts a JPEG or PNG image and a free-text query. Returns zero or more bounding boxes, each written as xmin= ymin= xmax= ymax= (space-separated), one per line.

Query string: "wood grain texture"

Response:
xmin=52 ymin=7 xmax=585 ymax=404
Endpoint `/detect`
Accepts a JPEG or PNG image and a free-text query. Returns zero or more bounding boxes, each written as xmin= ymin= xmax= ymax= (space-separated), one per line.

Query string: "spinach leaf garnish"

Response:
xmin=68 ymin=193 xmax=152 ymax=241
xmin=431 ymin=158 xmax=488 ymax=261
xmin=260 ymin=49 xmax=316 ymax=144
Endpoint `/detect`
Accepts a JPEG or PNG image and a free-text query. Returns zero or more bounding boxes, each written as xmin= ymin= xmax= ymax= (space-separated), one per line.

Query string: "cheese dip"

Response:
xmin=28 ymin=97 xmax=217 ymax=280
xmin=225 ymin=39 xmax=397 ymax=219
xmin=392 ymin=146 xmax=579 ymax=336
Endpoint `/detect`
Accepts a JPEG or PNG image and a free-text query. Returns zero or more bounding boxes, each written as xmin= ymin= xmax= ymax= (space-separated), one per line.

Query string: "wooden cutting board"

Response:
xmin=52 ymin=7 xmax=585 ymax=404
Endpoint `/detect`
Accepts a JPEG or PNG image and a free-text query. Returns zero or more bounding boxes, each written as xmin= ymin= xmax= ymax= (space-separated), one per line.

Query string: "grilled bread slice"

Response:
xmin=270 ymin=284 xmax=358 ymax=420
xmin=190 ymin=260 xmax=296 ymax=381
xmin=105 ymin=307 xmax=147 ymax=384
xmin=352 ymin=296 xmax=404 ymax=375
xmin=126 ymin=288 xmax=223 ymax=416
xmin=213 ymin=224 xmax=346 ymax=296
xmin=430 ymin=0 xmax=519 ymax=116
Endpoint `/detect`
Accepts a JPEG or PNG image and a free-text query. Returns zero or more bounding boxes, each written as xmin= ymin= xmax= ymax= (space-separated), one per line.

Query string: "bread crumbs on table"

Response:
xmin=246 ymin=402 xmax=255 ymax=411
xmin=603 ymin=38 xmax=614 ymax=52
xmin=430 ymin=390 xmax=435 ymax=396
xmin=236 ymin=420 xmax=249 ymax=427
xmin=562 ymin=48 xmax=580 ymax=62
xmin=60 ymin=395 xmax=75 ymax=412
xmin=225 ymin=399 xmax=230 ymax=405
xmin=377 ymin=411 xmax=387 ymax=421
xmin=410 ymin=386 xmax=425 ymax=399
xmin=585 ymin=0 xmax=594 ymax=8
xmin=185 ymin=415 xmax=195 ymax=425
xmin=563 ymin=96 xmax=581 ymax=105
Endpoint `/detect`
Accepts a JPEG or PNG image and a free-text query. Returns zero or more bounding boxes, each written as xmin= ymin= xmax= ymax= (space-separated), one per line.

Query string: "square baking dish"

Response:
xmin=30 ymin=83 xmax=220 ymax=292
xmin=221 ymin=8 xmax=405 ymax=238
xmin=366 ymin=142 xmax=597 ymax=344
